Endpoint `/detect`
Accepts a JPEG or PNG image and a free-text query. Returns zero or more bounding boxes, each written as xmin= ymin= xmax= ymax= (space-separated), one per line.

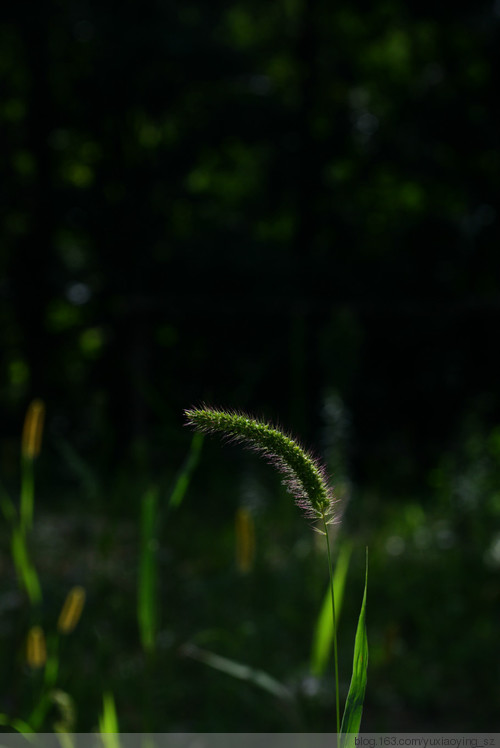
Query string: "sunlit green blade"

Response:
xmin=182 ymin=643 xmax=296 ymax=703
xmin=138 ymin=487 xmax=159 ymax=654
xmin=340 ymin=548 xmax=368 ymax=747
xmin=311 ymin=540 xmax=352 ymax=676
xmin=168 ymin=432 xmax=204 ymax=509
xmin=0 ymin=713 xmax=35 ymax=733
xmin=99 ymin=692 xmax=120 ymax=748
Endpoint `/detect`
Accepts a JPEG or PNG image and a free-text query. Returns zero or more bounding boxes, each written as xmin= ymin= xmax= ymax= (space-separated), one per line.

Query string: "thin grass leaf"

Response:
xmin=28 ymin=691 xmax=51 ymax=731
xmin=169 ymin=432 xmax=204 ymax=509
xmin=0 ymin=713 xmax=35 ymax=733
xmin=340 ymin=549 xmax=368 ymax=746
xmin=99 ymin=692 xmax=120 ymax=746
xmin=311 ymin=540 xmax=352 ymax=677
xmin=44 ymin=634 xmax=60 ymax=689
xmin=182 ymin=643 xmax=296 ymax=704
xmin=138 ymin=487 xmax=159 ymax=654
xmin=11 ymin=527 xmax=42 ymax=604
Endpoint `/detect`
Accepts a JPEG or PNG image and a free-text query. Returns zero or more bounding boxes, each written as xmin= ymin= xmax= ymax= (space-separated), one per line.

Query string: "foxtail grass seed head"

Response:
xmin=185 ymin=407 xmax=337 ymax=524
xmin=58 ymin=586 xmax=86 ymax=634
xmin=26 ymin=625 xmax=47 ymax=669
xmin=235 ymin=507 xmax=255 ymax=573
xmin=22 ymin=399 xmax=45 ymax=459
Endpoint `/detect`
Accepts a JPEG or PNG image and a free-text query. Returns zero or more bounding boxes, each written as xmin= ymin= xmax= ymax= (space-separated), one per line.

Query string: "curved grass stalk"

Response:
xmin=185 ymin=406 xmax=343 ymax=732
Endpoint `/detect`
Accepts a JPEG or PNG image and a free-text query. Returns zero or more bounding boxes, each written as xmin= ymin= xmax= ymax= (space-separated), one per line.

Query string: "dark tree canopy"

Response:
xmin=1 ymin=0 xmax=498 ymax=483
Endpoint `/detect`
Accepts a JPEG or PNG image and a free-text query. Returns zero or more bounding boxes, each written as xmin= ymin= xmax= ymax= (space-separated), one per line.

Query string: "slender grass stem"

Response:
xmin=20 ymin=457 xmax=35 ymax=534
xmin=322 ymin=512 xmax=340 ymax=735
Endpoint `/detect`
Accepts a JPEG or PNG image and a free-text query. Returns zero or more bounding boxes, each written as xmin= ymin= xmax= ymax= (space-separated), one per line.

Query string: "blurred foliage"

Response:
xmin=1 ymin=0 xmax=498 ymax=477
xmin=0 ymin=399 xmax=499 ymax=730
xmin=0 ymin=0 xmax=499 ymax=732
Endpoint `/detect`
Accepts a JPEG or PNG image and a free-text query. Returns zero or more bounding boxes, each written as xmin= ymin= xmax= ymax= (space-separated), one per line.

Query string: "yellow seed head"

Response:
xmin=58 ymin=586 xmax=86 ymax=634
xmin=22 ymin=399 xmax=45 ymax=459
xmin=235 ymin=507 xmax=255 ymax=574
xmin=26 ymin=625 xmax=46 ymax=669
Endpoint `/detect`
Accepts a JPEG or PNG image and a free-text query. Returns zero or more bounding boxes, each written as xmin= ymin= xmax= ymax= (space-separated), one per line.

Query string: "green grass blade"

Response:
xmin=44 ymin=634 xmax=60 ymax=689
xmin=28 ymin=691 xmax=52 ymax=731
xmin=99 ymin=692 xmax=120 ymax=746
xmin=182 ymin=643 xmax=296 ymax=703
xmin=340 ymin=548 xmax=368 ymax=746
xmin=0 ymin=713 xmax=35 ymax=733
xmin=11 ymin=527 xmax=42 ymax=604
xmin=168 ymin=432 xmax=204 ymax=510
xmin=138 ymin=487 xmax=159 ymax=654
xmin=311 ymin=539 xmax=352 ymax=677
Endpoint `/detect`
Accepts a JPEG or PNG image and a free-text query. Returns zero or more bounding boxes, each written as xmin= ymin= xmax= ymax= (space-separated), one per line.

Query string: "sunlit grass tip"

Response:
xmin=184 ymin=406 xmax=338 ymax=525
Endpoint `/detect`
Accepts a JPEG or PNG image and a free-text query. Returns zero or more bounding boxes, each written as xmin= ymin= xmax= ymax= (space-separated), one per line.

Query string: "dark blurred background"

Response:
xmin=1 ymin=0 xmax=499 ymax=733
